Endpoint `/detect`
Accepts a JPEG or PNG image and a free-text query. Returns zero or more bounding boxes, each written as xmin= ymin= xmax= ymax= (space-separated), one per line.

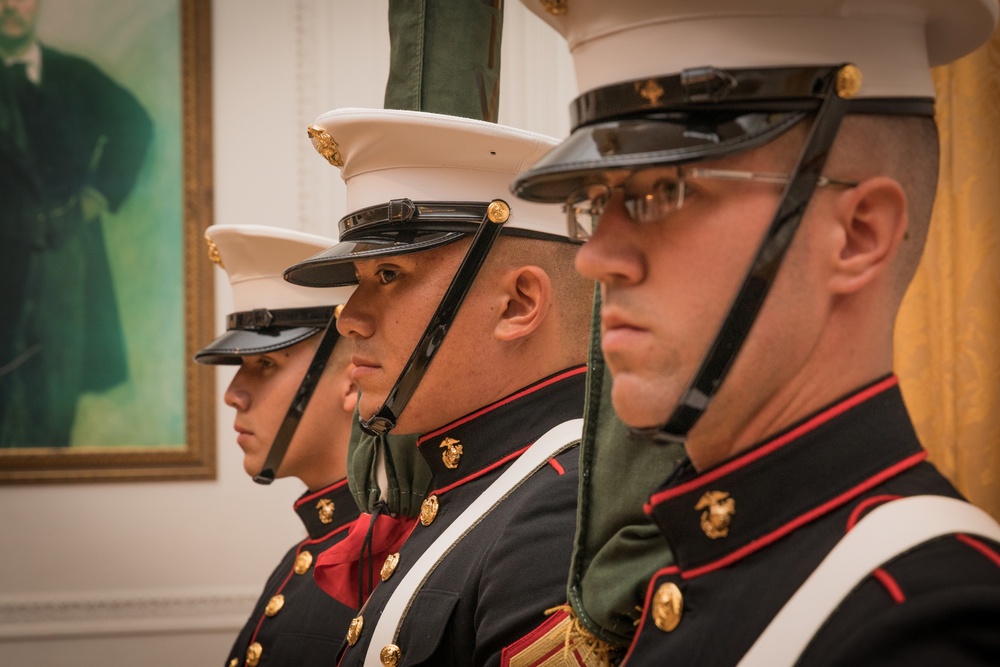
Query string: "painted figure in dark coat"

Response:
xmin=0 ymin=0 xmax=151 ymax=446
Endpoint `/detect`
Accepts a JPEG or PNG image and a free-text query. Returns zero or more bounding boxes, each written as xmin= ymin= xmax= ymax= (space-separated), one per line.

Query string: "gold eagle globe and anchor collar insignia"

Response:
xmin=316 ymin=497 xmax=336 ymax=524
xmin=293 ymin=479 xmax=360 ymax=539
xmin=696 ymin=490 xmax=736 ymax=539
xmin=440 ymin=437 xmax=463 ymax=469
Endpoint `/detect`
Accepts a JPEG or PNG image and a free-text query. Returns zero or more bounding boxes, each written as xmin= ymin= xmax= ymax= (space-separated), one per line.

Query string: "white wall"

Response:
xmin=0 ymin=2 xmax=573 ymax=665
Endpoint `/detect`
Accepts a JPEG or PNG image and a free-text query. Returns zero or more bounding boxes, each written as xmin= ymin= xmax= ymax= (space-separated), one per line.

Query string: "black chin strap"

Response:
xmin=360 ymin=199 xmax=511 ymax=436
xmin=634 ymin=64 xmax=856 ymax=445
xmin=254 ymin=308 xmax=343 ymax=484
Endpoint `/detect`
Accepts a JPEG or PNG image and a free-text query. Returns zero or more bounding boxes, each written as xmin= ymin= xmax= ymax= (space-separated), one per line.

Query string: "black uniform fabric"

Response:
xmin=623 ymin=376 xmax=1000 ymax=666
xmin=0 ymin=45 xmax=152 ymax=446
xmin=337 ymin=366 xmax=587 ymax=667
xmin=226 ymin=479 xmax=361 ymax=667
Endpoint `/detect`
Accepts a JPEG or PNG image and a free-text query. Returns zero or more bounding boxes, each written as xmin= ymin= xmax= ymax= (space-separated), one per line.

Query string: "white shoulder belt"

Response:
xmin=739 ymin=495 xmax=1000 ymax=666
xmin=364 ymin=418 xmax=584 ymax=665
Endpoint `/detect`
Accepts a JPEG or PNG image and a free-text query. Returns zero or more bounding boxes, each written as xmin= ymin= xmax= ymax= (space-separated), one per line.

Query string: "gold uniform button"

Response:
xmin=246 ymin=641 xmax=263 ymax=667
xmin=228 ymin=659 xmax=238 ymax=667
xmin=381 ymin=552 xmax=400 ymax=581
xmin=294 ymin=550 xmax=313 ymax=574
xmin=651 ymin=582 xmax=684 ymax=633
xmin=380 ymin=644 xmax=402 ymax=666
xmin=264 ymin=593 xmax=285 ymax=617
xmin=420 ymin=495 xmax=439 ymax=526
xmin=316 ymin=497 xmax=335 ymax=524
xmin=346 ymin=615 xmax=364 ymax=646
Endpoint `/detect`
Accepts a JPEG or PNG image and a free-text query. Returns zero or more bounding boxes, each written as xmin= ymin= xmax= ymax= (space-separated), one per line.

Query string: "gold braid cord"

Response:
xmin=503 ymin=604 xmax=620 ymax=667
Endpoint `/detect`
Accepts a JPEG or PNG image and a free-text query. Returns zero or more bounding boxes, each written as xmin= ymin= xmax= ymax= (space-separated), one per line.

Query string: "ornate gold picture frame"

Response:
xmin=0 ymin=0 xmax=214 ymax=483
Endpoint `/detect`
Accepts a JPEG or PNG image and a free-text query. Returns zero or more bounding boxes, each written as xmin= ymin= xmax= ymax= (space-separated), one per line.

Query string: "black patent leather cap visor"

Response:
xmin=512 ymin=110 xmax=806 ymax=203
xmin=283 ymin=230 xmax=466 ymax=288
xmin=194 ymin=327 xmax=320 ymax=365
xmin=285 ymin=200 xmax=498 ymax=288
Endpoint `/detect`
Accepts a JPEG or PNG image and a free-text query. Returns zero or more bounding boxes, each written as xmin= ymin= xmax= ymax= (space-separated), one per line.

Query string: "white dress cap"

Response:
xmin=308 ymin=108 xmax=564 ymax=238
xmin=523 ymin=0 xmax=999 ymax=99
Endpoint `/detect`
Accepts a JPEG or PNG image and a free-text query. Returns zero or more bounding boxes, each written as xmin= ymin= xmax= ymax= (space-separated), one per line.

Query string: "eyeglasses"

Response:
xmin=563 ymin=167 xmax=858 ymax=241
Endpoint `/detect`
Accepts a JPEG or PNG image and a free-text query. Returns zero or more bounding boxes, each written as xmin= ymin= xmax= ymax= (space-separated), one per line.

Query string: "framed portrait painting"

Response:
xmin=0 ymin=0 xmax=215 ymax=482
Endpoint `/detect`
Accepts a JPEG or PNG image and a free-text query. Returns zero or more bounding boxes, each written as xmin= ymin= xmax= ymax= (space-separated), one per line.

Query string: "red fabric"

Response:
xmin=314 ymin=512 xmax=417 ymax=608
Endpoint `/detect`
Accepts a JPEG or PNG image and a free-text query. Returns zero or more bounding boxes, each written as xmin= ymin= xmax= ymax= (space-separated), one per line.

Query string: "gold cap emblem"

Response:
xmin=307 ymin=124 xmax=344 ymax=167
xmin=264 ymin=593 xmax=285 ymax=617
xmin=651 ymin=582 xmax=683 ymax=633
xmin=246 ymin=641 xmax=263 ymax=667
xmin=540 ymin=0 xmax=568 ymax=15
xmin=380 ymin=644 xmax=402 ymax=666
xmin=440 ymin=437 xmax=463 ymax=469
xmin=835 ymin=64 xmax=863 ymax=99
xmin=316 ymin=498 xmax=336 ymax=524
xmin=228 ymin=659 xmax=238 ymax=667
xmin=293 ymin=549 xmax=313 ymax=574
xmin=346 ymin=615 xmax=364 ymax=646
xmin=695 ymin=490 xmax=736 ymax=539
xmin=419 ymin=495 xmax=439 ymax=526
xmin=381 ymin=552 xmax=400 ymax=582
xmin=636 ymin=79 xmax=665 ymax=107
xmin=204 ymin=234 xmax=222 ymax=267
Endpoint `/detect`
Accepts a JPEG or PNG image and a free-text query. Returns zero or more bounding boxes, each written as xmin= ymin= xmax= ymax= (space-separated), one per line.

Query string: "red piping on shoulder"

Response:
xmin=294 ymin=477 xmax=350 ymax=508
xmin=955 ymin=533 xmax=1000 ymax=569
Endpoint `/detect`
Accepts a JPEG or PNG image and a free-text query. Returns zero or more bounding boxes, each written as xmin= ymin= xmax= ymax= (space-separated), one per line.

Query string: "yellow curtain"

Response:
xmin=895 ymin=28 xmax=1000 ymax=521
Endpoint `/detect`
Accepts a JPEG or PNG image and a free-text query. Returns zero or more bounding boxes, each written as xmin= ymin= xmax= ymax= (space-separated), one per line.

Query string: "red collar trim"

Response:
xmin=303 ymin=522 xmax=353 ymax=545
xmin=679 ymin=450 xmax=925 ymax=579
xmin=646 ymin=376 xmax=899 ymax=510
xmin=417 ymin=366 xmax=587 ymax=447
xmin=294 ymin=477 xmax=349 ymax=509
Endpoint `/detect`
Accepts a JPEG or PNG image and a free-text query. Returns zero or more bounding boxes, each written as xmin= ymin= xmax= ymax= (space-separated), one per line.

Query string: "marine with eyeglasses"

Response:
xmin=511 ymin=0 xmax=1000 ymax=665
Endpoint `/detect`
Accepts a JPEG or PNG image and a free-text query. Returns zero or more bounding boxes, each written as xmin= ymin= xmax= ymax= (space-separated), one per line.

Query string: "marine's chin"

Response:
xmin=608 ymin=372 xmax=679 ymax=431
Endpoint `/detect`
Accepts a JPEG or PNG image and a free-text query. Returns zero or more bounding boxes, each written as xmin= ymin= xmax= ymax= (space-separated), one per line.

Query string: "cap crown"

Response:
xmin=205 ymin=224 xmax=354 ymax=311
xmin=309 ymin=108 xmax=566 ymax=238
xmin=524 ymin=0 xmax=999 ymax=98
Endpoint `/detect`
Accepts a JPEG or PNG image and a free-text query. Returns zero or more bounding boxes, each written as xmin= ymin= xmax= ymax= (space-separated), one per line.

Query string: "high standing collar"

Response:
xmin=293 ymin=478 xmax=362 ymax=540
xmin=644 ymin=377 xmax=928 ymax=577
xmin=416 ymin=366 xmax=587 ymax=495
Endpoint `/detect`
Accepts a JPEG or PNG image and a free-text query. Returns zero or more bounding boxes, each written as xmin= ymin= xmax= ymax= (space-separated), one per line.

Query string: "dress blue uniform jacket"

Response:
xmin=336 ymin=366 xmax=587 ymax=667
xmin=624 ymin=376 xmax=1000 ymax=666
xmin=226 ymin=479 xmax=360 ymax=667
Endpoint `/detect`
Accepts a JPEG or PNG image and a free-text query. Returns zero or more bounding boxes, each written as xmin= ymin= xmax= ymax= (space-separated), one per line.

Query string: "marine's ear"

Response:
xmin=826 ymin=176 xmax=908 ymax=295
xmin=493 ymin=265 xmax=552 ymax=342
